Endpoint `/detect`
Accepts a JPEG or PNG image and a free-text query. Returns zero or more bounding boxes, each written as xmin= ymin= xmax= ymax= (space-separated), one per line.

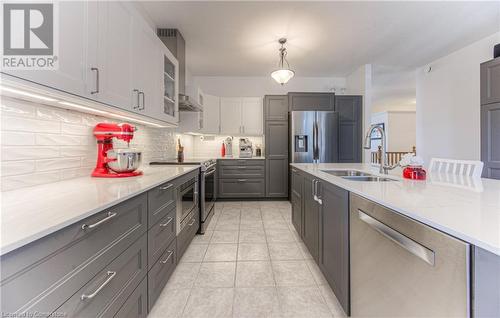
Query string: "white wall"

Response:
xmin=345 ymin=64 xmax=372 ymax=162
xmin=371 ymin=65 xmax=416 ymax=113
xmin=0 ymin=96 xmax=178 ymax=191
xmin=192 ymin=76 xmax=345 ymax=97
xmin=416 ymin=32 xmax=500 ymax=165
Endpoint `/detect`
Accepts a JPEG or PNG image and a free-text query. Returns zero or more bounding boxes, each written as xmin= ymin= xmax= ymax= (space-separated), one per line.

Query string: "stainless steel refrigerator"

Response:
xmin=290 ymin=111 xmax=339 ymax=163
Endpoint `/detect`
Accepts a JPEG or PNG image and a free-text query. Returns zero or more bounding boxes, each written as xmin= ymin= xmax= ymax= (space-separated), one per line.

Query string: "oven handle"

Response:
xmin=205 ymin=168 xmax=216 ymax=176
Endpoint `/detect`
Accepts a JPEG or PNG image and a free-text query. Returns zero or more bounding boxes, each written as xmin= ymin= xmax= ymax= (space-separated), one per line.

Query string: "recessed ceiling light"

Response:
xmin=0 ymin=86 xmax=58 ymax=102
xmin=58 ymin=101 xmax=109 ymax=114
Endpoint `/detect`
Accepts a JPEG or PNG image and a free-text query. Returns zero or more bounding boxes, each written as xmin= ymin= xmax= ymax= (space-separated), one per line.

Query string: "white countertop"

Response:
xmin=0 ymin=165 xmax=200 ymax=256
xmin=291 ymin=163 xmax=500 ymax=256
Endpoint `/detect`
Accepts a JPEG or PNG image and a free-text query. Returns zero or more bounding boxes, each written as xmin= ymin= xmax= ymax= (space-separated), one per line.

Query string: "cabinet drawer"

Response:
xmin=114 ymin=277 xmax=148 ymax=318
xmin=148 ymin=239 xmax=177 ymax=311
xmin=219 ymin=165 xmax=265 ymax=178
xmin=177 ymin=211 xmax=200 ymax=259
xmin=148 ymin=207 xmax=176 ymax=269
xmin=218 ymin=178 xmax=265 ymax=198
xmin=55 ymin=234 xmax=147 ymax=317
xmin=148 ymin=180 xmax=176 ymax=228
xmin=0 ymin=194 xmax=147 ymax=315
xmin=218 ymin=159 xmax=265 ymax=166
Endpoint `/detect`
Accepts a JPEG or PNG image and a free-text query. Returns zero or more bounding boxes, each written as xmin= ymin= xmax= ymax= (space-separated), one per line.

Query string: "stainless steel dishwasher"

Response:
xmin=350 ymin=194 xmax=470 ymax=317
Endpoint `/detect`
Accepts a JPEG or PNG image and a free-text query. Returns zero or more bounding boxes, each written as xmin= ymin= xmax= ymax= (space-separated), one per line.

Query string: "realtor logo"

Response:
xmin=2 ymin=2 xmax=58 ymax=69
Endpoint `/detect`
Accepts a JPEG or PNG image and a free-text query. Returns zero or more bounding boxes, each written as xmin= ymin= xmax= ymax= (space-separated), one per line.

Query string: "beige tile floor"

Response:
xmin=148 ymin=201 xmax=347 ymax=318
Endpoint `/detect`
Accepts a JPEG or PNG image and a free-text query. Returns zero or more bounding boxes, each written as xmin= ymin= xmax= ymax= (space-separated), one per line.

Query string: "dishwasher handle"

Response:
xmin=358 ymin=209 xmax=435 ymax=266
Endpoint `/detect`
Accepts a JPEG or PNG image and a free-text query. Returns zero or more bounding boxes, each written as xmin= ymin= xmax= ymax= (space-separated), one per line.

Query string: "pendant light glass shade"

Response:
xmin=271 ymin=38 xmax=294 ymax=85
xmin=271 ymin=69 xmax=295 ymax=85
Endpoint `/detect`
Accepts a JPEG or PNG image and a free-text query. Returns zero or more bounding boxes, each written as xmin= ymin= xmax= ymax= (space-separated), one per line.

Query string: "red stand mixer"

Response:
xmin=92 ymin=123 xmax=143 ymax=178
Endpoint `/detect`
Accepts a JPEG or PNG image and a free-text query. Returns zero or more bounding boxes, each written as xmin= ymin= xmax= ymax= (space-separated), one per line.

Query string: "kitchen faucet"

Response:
xmin=364 ymin=124 xmax=398 ymax=174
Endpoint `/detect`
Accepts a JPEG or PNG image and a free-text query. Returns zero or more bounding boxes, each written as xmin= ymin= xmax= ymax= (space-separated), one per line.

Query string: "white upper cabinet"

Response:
xmin=91 ymin=1 xmax=135 ymax=110
xmin=3 ymin=1 xmax=90 ymax=97
xmin=200 ymin=94 xmax=220 ymax=134
xmin=219 ymin=97 xmax=263 ymax=135
xmin=241 ymin=97 xmax=263 ymax=135
xmin=158 ymin=45 xmax=179 ymax=123
xmin=220 ymin=97 xmax=243 ymax=135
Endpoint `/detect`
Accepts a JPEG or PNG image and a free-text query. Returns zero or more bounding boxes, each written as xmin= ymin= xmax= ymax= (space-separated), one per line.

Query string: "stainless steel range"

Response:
xmin=150 ymin=158 xmax=216 ymax=234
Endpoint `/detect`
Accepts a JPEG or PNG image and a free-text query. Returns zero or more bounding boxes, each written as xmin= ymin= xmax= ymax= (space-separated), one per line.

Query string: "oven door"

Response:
xmin=203 ymin=166 xmax=216 ymax=218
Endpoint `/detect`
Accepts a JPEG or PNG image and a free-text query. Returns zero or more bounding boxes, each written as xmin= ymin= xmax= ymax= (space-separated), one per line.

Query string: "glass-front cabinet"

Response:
xmin=160 ymin=46 xmax=179 ymax=123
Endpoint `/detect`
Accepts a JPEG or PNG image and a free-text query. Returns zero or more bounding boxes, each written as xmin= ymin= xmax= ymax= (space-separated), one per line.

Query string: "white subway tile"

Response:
xmin=2 ymin=172 xmax=61 ymax=191
xmin=60 ymin=146 xmax=89 ymax=157
xmin=1 ymin=160 xmax=36 ymax=176
xmin=37 ymin=106 xmax=82 ymax=124
xmin=1 ymin=132 xmax=36 ymax=146
xmin=60 ymin=167 xmax=92 ymax=180
xmin=1 ymin=116 xmax=61 ymax=133
xmin=36 ymin=158 xmax=81 ymax=171
xmin=0 ymin=97 xmax=36 ymax=118
xmin=1 ymin=146 xmax=60 ymax=161
xmin=61 ymin=123 xmax=92 ymax=136
xmin=36 ymin=134 xmax=85 ymax=146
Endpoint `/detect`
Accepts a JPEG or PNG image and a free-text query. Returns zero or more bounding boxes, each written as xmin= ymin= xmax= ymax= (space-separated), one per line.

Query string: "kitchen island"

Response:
xmin=290 ymin=163 xmax=500 ymax=317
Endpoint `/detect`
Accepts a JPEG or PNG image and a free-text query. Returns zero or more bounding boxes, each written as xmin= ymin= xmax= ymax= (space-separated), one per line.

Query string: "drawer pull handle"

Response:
xmin=358 ymin=209 xmax=435 ymax=266
xmin=159 ymin=217 xmax=173 ymax=227
xmin=160 ymin=250 xmax=174 ymax=264
xmin=81 ymin=271 xmax=116 ymax=300
xmin=237 ymin=179 xmax=247 ymax=182
xmin=81 ymin=212 xmax=117 ymax=230
xmin=160 ymin=184 xmax=173 ymax=191
xmin=188 ymin=218 xmax=196 ymax=226
xmin=238 ymin=166 xmax=246 ymax=169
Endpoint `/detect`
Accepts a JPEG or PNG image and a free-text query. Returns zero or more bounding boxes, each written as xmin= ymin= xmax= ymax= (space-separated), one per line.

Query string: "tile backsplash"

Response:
xmin=1 ymin=96 xmax=177 ymax=191
xmin=192 ymin=135 xmax=264 ymax=158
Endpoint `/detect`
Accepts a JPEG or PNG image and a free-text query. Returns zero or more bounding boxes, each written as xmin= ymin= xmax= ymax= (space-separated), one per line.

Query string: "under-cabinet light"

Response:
xmin=58 ymin=101 xmax=109 ymax=115
xmin=0 ymin=85 xmax=58 ymax=102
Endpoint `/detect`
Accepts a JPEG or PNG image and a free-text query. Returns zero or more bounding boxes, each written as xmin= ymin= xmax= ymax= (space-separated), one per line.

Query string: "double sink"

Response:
xmin=321 ymin=170 xmax=396 ymax=182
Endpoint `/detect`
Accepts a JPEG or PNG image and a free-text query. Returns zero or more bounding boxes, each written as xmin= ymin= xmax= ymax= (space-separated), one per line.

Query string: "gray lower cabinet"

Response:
xmin=218 ymin=160 xmax=266 ymax=198
xmin=177 ymin=210 xmax=200 ymax=259
xmin=148 ymin=179 xmax=176 ymax=228
xmin=288 ymin=92 xmax=334 ymax=111
xmin=473 ymin=247 xmax=500 ymax=317
xmin=114 ymin=277 xmax=148 ymax=318
xmin=148 ymin=207 xmax=176 ymax=269
xmin=317 ymin=180 xmax=350 ymax=315
xmin=0 ymin=193 xmax=148 ymax=316
xmin=335 ymin=95 xmax=363 ymax=163
xmin=290 ymin=168 xmax=303 ymax=234
xmin=481 ymin=102 xmax=500 ymax=179
xmin=481 ymin=57 xmax=500 ymax=105
xmin=55 ymin=234 xmax=148 ymax=317
xmin=302 ymin=173 xmax=320 ymax=262
xmin=148 ymin=239 xmax=177 ymax=311
xmin=265 ymin=120 xmax=288 ymax=198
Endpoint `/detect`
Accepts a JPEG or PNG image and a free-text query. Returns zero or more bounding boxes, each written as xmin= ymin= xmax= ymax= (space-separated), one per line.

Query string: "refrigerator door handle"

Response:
xmin=313 ymin=120 xmax=319 ymax=162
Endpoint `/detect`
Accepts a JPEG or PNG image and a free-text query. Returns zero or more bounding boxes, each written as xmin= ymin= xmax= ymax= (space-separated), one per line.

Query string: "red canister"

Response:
xmin=403 ymin=166 xmax=427 ymax=180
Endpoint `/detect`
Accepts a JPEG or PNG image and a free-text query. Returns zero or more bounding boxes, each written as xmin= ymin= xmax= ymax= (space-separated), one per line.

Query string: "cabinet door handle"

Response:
xmin=160 ymin=250 xmax=174 ymax=264
xmin=139 ymin=91 xmax=145 ymax=110
xmin=133 ymin=89 xmax=140 ymax=109
xmin=90 ymin=67 xmax=99 ymax=94
xmin=159 ymin=184 xmax=173 ymax=191
xmin=188 ymin=218 xmax=196 ymax=226
xmin=81 ymin=271 xmax=116 ymax=300
xmin=313 ymin=180 xmax=322 ymax=205
xmin=81 ymin=211 xmax=117 ymax=230
xmin=159 ymin=216 xmax=173 ymax=227
xmin=358 ymin=209 xmax=435 ymax=266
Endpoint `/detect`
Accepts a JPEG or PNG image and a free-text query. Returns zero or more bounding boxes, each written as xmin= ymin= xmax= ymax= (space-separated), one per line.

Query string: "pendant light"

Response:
xmin=271 ymin=38 xmax=295 ymax=85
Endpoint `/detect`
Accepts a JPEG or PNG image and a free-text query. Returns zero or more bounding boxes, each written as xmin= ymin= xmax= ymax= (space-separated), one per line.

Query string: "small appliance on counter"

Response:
xmin=92 ymin=123 xmax=142 ymax=177
xmin=255 ymin=144 xmax=262 ymax=157
xmin=224 ymin=137 xmax=233 ymax=158
xmin=239 ymin=138 xmax=253 ymax=158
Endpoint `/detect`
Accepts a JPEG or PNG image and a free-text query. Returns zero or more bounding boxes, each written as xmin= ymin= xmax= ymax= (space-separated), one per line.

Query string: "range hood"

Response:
xmin=157 ymin=28 xmax=202 ymax=112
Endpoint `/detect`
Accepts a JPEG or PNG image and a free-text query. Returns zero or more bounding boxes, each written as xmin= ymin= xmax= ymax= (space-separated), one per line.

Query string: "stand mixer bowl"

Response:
xmin=107 ymin=149 xmax=142 ymax=173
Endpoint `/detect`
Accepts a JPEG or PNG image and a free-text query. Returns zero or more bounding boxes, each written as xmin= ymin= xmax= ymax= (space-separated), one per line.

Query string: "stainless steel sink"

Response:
xmin=341 ymin=176 xmax=396 ymax=182
xmin=321 ymin=170 xmax=369 ymax=177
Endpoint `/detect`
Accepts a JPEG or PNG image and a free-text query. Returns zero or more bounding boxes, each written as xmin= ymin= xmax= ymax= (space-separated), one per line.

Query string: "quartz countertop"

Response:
xmin=291 ymin=163 xmax=500 ymax=256
xmin=0 ymin=165 xmax=200 ymax=256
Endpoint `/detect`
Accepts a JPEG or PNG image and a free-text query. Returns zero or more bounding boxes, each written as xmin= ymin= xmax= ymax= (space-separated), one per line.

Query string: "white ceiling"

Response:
xmin=141 ymin=1 xmax=500 ymax=77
